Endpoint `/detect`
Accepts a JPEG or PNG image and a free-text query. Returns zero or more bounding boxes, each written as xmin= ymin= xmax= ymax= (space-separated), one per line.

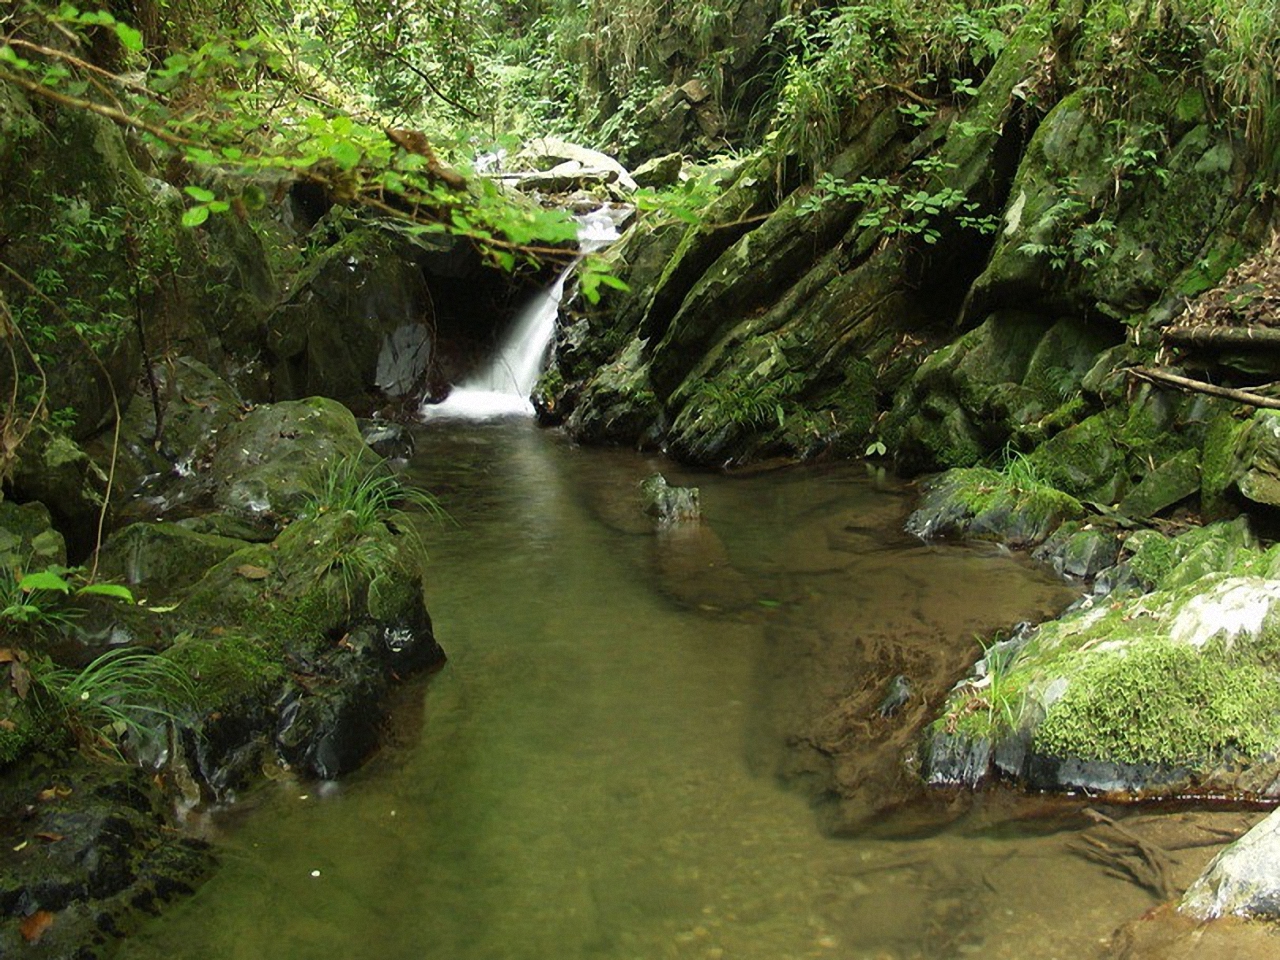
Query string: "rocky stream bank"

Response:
xmin=5 ymin=11 xmax=1280 ymax=953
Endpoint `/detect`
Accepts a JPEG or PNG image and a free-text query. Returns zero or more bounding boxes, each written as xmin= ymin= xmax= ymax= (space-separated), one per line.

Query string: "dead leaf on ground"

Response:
xmin=235 ymin=564 xmax=271 ymax=580
xmin=34 ymin=831 xmax=65 ymax=843
xmin=20 ymin=909 xmax=54 ymax=943
xmin=10 ymin=660 xmax=30 ymax=699
xmin=0 ymin=719 xmax=15 ymax=731
xmin=0 ymin=648 xmax=16 ymax=663
xmin=36 ymin=785 xmax=72 ymax=802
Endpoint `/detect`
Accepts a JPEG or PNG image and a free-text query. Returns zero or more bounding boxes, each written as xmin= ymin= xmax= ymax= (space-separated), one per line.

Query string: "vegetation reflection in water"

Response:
xmin=117 ymin=422 xmax=1228 ymax=960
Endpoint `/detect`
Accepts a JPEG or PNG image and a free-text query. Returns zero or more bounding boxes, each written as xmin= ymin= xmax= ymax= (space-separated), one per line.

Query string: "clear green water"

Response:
xmin=117 ymin=422 xmax=1172 ymax=960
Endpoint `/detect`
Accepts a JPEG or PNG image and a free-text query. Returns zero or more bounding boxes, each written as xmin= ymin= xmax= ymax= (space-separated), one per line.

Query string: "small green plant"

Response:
xmin=304 ymin=458 xmax=448 ymax=532
xmin=0 ymin=567 xmax=134 ymax=640
xmin=32 ymin=647 xmax=195 ymax=757
xmin=693 ymin=372 xmax=804 ymax=430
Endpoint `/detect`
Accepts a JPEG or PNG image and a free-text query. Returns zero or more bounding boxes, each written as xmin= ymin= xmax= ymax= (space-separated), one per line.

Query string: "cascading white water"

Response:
xmin=421 ymin=208 xmax=624 ymax=419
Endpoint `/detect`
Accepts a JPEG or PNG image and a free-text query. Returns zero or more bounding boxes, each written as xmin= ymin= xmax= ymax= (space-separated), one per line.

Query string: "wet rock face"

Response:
xmin=266 ymin=227 xmax=434 ymax=409
xmin=1181 ymin=807 xmax=1280 ymax=920
xmin=0 ymin=758 xmax=213 ymax=957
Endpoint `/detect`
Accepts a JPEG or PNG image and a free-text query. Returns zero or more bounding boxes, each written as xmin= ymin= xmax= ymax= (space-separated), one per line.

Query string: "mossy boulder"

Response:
xmin=563 ymin=338 xmax=662 ymax=445
xmin=1228 ymin=409 xmax=1280 ymax=509
xmin=94 ymin=522 xmax=249 ymax=603
xmin=926 ymin=525 xmax=1280 ymax=797
xmin=887 ymin=313 xmax=1119 ymax=474
xmin=906 ymin=466 xmax=1086 ymax=548
xmin=1118 ymin=448 xmax=1201 ymax=517
xmin=1025 ymin=414 xmax=1125 ymax=504
xmin=208 ymin=398 xmax=382 ymax=533
xmin=171 ymin=508 xmax=441 ymax=786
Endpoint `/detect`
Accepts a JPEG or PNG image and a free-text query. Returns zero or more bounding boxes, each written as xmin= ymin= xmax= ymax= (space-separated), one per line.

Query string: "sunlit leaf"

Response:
xmin=18 ymin=571 xmax=71 ymax=594
xmin=181 ymin=205 xmax=210 ymax=227
xmin=183 ymin=185 xmax=215 ymax=202
xmin=77 ymin=583 xmax=135 ymax=603
xmin=114 ymin=22 xmax=143 ymax=52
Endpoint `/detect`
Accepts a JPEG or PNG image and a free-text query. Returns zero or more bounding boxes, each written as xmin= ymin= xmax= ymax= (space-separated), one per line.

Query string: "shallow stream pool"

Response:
xmin=117 ymin=421 xmax=1256 ymax=960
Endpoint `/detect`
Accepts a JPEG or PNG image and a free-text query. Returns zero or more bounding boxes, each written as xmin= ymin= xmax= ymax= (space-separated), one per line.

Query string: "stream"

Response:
xmin=116 ymin=420 xmax=1258 ymax=960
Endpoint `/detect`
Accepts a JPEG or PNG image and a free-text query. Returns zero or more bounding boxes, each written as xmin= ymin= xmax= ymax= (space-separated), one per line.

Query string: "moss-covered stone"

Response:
xmin=1119 ymin=448 xmax=1201 ymax=518
xmin=0 ymin=500 xmax=66 ymax=572
xmin=1027 ymin=414 xmax=1125 ymax=503
xmin=1034 ymin=637 xmax=1280 ymax=767
xmin=209 ymin=397 xmax=382 ymax=533
xmin=1230 ymin=409 xmax=1280 ymax=508
xmin=95 ymin=522 xmax=249 ymax=603
xmin=906 ymin=466 xmax=1085 ymax=547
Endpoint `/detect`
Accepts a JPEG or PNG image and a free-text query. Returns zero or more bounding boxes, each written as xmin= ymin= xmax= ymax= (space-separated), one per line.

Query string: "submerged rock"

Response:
xmin=641 ymin=474 xmax=700 ymax=523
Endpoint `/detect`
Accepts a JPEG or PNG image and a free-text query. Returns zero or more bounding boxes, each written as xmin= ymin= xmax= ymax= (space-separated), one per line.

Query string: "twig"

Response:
xmin=1128 ymin=366 xmax=1280 ymax=410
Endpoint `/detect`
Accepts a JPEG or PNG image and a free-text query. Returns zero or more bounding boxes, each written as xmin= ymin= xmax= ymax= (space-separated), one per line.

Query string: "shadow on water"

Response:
xmin=117 ymin=420 xmax=1265 ymax=960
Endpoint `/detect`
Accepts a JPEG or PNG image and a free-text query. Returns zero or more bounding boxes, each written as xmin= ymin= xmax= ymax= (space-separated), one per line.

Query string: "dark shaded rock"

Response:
xmin=922 ymin=730 xmax=992 ymax=786
xmin=563 ymin=339 xmax=661 ymax=444
xmin=359 ymin=420 xmax=416 ymax=460
xmin=0 ymin=500 xmax=67 ymax=571
xmin=877 ymin=675 xmax=913 ymax=718
xmin=266 ymin=227 xmax=434 ymax=408
xmin=0 ymin=758 xmax=214 ymax=957
xmin=7 ymin=428 xmax=108 ymax=560
xmin=374 ymin=323 xmax=433 ymax=399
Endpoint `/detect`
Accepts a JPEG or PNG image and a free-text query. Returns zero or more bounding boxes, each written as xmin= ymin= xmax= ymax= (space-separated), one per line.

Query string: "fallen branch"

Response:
xmin=1164 ymin=325 xmax=1280 ymax=349
xmin=1128 ymin=366 xmax=1280 ymax=410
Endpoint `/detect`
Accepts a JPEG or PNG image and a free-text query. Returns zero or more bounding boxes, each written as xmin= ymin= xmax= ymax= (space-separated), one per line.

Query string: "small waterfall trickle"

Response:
xmin=422 ymin=207 xmax=624 ymax=419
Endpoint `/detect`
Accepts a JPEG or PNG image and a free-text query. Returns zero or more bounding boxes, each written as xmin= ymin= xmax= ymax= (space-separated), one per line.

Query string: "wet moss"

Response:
xmin=164 ymin=632 xmax=284 ymax=713
xmin=1201 ymin=412 xmax=1247 ymax=516
xmin=1033 ymin=638 xmax=1280 ymax=767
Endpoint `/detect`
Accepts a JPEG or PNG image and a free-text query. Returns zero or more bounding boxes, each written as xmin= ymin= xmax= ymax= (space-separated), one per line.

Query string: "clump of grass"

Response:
xmin=304 ymin=458 xmax=448 ymax=532
xmin=33 ymin=648 xmax=196 ymax=758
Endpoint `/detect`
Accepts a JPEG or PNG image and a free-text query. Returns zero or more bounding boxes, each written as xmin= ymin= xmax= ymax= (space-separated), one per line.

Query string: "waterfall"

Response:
xmin=422 ymin=207 xmax=624 ymax=420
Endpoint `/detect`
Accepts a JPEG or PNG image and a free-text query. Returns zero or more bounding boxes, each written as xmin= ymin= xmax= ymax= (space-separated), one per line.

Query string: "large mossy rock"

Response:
xmin=924 ymin=522 xmax=1280 ymax=798
xmin=266 ymin=226 xmax=434 ymax=408
xmin=166 ymin=506 xmax=441 ymax=788
xmin=95 ymin=522 xmax=249 ymax=603
xmin=906 ymin=467 xmax=1086 ymax=548
xmin=885 ymin=312 xmax=1118 ymax=473
xmin=612 ymin=26 xmax=1055 ymax=465
xmin=964 ymin=86 xmax=1249 ymax=326
xmin=208 ymin=398 xmax=382 ymax=534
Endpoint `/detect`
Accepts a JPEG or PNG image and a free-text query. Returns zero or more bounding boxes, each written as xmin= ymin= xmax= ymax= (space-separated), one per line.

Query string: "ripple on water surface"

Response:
xmin=116 ymin=421 xmax=1259 ymax=960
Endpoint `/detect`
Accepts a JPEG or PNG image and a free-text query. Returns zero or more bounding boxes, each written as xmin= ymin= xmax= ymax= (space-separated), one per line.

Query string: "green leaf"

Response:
xmin=330 ymin=139 xmax=362 ymax=171
xmin=18 ymin=570 xmax=72 ymax=594
xmin=114 ymin=22 xmax=143 ymax=52
xmin=183 ymin=185 xmax=215 ymax=202
xmin=77 ymin=583 xmax=135 ymax=603
xmin=181 ymin=205 xmax=210 ymax=227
